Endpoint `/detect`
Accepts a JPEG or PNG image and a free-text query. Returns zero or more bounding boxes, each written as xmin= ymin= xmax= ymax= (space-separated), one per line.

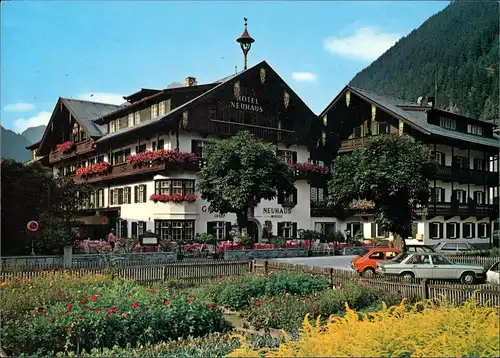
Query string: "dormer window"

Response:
xmin=109 ymin=120 xmax=116 ymax=133
xmin=128 ymin=113 xmax=134 ymax=127
xmin=439 ymin=117 xmax=456 ymax=130
xmin=467 ymin=124 xmax=483 ymax=136
xmin=151 ymin=104 xmax=158 ymax=118
xmin=134 ymin=112 xmax=140 ymax=125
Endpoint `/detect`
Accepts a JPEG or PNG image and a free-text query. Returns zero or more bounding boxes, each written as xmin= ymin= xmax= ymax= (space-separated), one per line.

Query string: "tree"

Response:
xmin=328 ymin=135 xmax=437 ymax=252
xmin=197 ymin=131 xmax=295 ymax=235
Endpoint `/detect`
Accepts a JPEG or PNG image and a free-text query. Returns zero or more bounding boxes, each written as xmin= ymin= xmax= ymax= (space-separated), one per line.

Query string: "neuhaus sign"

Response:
xmin=230 ymin=96 xmax=264 ymax=113
xmin=262 ymin=207 xmax=292 ymax=219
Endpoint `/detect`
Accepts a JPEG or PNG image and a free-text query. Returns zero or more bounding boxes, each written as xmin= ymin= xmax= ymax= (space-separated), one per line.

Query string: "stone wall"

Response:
xmin=223 ymin=248 xmax=309 ymax=260
xmin=1 ymin=255 xmax=63 ymax=269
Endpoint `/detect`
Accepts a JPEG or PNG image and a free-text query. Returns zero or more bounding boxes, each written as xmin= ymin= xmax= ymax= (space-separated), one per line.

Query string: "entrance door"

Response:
xmin=247 ymin=221 xmax=259 ymax=244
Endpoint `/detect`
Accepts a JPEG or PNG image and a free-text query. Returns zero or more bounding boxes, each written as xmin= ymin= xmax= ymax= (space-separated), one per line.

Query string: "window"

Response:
xmin=432 ymin=255 xmax=453 ymax=265
xmin=134 ymin=112 xmax=140 ymax=125
xmin=473 ymin=191 xmax=485 ymax=205
xmin=123 ymin=187 xmax=131 ymax=204
xmin=277 ymin=150 xmax=297 ymax=164
xmin=429 ymin=222 xmax=443 ymax=239
xmin=278 ymin=186 xmax=297 ymax=206
xmin=112 ymin=148 xmax=131 ymax=165
xmin=467 ymin=124 xmax=483 ymax=136
xmin=152 ymin=139 xmax=165 ymax=151
xmin=446 ymin=222 xmax=460 ymax=239
xmin=207 ymin=221 xmax=230 ymax=241
xmin=370 ymin=223 xmax=389 ymax=238
xmin=97 ymin=155 xmax=105 ymax=163
xmin=151 ymin=104 xmax=158 ymax=118
xmin=434 ymin=151 xmax=446 ymax=166
xmin=310 ymin=187 xmax=326 ymax=203
xmin=155 ymin=220 xmax=195 ymax=242
xmin=96 ymin=189 xmax=104 ymax=208
xmin=454 ymin=156 xmax=469 ymax=169
xmin=457 ymin=243 xmax=471 ymax=251
xmin=278 ymin=222 xmax=296 ymax=239
xmin=439 ymin=117 xmax=456 ymax=130
xmin=128 ymin=113 xmax=134 ymax=127
xmin=135 ymin=185 xmax=147 ymax=203
xmin=410 ymin=255 xmax=431 ymax=265
xmin=441 ymin=243 xmax=457 ymax=251
xmin=314 ymin=222 xmax=336 ymax=236
xmin=110 ymin=187 xmax=130 ymax=205
xmin=454 ymin=189 xmax=467 ymax=204
xmin=135 ymin=144 xmax=146 ymax=153
xmin=131 ymin=221 xmax=147 ymax=238
xmin=192 ymin=140 xmax=212 ymax=159
xmin=154 ymin=179 xmax=195 ymax=196
xmin=159 ymin=101 xmax=166 ymax=116
xmin=478 ymin=222 xmax=489 ymax=238
xmin=347 ymin=222 xmax=363 ymax=238
xmin=109 ymin=120 xmax=116 ymax=133
xmin=369 ymin=251 xmax=385 ymax=260
xmin=473 ymin=158 xmax=485 ymax=171
xmin=377 ymin=122 xmax=390 ymax=135
xmin=431 ymin=187 xmax=445 ymax=203
xmin=115 ymin=219 xmax=128 ymax=239
xmin=462 ymin=222 xmax=475 ymax=239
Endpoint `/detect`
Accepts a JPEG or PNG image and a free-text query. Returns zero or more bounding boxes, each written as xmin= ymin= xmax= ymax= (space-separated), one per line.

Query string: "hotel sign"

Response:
xmin=262 ymin=207 xmax=292 ymax=219
xmin=230 ymin=96 xmax=264 ymax=113
xmin=202 ymin=205 xmax=225 ymax=218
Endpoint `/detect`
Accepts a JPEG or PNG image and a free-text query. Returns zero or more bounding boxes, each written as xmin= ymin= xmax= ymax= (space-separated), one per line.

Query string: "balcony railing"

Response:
xmin=75 ymin=162 xmax=166 ymax=184
xmin=435 ymin=165 xmax=498 ymax=186
xmin=49 ymin=141 xmax=94 ymax=163
xmin=339 ymin=138 xmax=365 ymax=152
xmin=427 ymin=200 xmax=497 ymax=217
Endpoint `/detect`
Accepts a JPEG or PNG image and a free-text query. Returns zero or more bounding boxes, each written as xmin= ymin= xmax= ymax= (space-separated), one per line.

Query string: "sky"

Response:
xmin=1 ymin=0 xmax=449 ymax=134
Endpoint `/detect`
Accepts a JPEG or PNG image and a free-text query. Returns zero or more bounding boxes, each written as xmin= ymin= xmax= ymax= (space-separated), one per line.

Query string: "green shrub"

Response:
xmin=215 ymin=274 xmax=330 ymax=311
xmin=1 ymin=285 xmax=227 ymax=356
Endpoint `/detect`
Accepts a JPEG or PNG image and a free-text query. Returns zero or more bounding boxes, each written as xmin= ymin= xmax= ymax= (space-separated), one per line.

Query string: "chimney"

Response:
xmin=184 ymin=77 xmax=197 ymax=87
xmin=427 ymin=96 xmax=435 ymax=108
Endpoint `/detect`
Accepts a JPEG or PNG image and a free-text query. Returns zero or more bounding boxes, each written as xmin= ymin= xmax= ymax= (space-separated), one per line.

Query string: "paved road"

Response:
xmin=272 ymin=255 xmax=356 ymax=271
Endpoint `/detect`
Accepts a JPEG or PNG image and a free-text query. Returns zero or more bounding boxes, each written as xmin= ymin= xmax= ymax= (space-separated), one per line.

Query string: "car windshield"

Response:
xmin=392 ymin=253 xmax=412 ymax=263
xmin=358 ymin=248 xmax=370 ymax=257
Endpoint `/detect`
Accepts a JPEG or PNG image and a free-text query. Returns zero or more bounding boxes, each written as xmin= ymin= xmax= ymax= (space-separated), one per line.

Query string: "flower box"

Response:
xmin=290 ymin=161 xmax=330 ymax=175
xmin=56 ymin=141 xmax=74 ymax=153
xmin=127 ymin=149 xmax=197 ymax=168
xmin=149 ymin=193 xmax=197 ymax=203
xmin=76 ymin=162 xmax=112 ymax=177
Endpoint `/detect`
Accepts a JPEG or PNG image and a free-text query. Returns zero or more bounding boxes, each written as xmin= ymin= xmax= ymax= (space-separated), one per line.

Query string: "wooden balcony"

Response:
xmin=435 ymin=165 xmax=498 ymax=186
xmin=426 ymin=200 xmax=498 ymax=218
xmin=75 ymin=162 xmax=166 ymax=184
xmin=310 ymin=201 xmax=343 ymax=218
xmin=49 ymin=141 xmax=94 ymax=164
xmin=339 ymin=138 xmax=365 ymax=153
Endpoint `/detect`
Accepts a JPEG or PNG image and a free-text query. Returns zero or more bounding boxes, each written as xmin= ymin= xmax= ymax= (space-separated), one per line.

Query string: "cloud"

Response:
xmin=13 ymin=111 xmax=52 ymax=133
xmin=3 ymin=102 xmax=36 ymax=112
xmin=75 ymin=92 xmax=125 ymax=105
xmin=291 ymin=72 xmax=318 ymax=83
xmin=324 ymin=26 xmax=401 ymax=62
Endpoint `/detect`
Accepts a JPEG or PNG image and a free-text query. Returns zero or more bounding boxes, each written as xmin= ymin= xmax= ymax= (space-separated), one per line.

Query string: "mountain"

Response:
xmin=350 ymin=1 xmax=499 ymax=122
xmin=21 ymin=125 xmax=46 ymax=144
xmin=1 ymin=126 xmax=32 ymax=162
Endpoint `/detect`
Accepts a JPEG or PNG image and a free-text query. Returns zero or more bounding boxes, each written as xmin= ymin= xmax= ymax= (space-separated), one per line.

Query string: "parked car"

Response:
xmin=376 ymin=252 xmax=485 ymax=284
xmin=351 ymin=247 xmax=401 ymax=277
xmin=405 ymin=245 xmax=436 ymax=253
xmin=486 ymin=261 xmax=499 ymax=285
xmin=433 ymin=242 xmax=478 ymax=254
xmin=341 ymin=246 xmax=369 ymax=256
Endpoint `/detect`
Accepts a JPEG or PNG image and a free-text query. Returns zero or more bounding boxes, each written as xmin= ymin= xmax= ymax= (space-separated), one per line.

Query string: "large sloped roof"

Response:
xmin=338 ymin=86 xmax=499 ymax=148
xmin=61 ymin=98 xmax=124 ymax=137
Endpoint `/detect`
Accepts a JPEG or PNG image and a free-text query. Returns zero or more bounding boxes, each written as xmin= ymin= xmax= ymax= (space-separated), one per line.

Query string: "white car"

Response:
xmin=486 ymin=261 xmax=499 ymax=285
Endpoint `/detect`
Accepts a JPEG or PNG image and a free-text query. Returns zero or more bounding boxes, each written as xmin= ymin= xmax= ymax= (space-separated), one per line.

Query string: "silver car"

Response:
xmin=376 ymin=253 xmax=485 ymax=284
xmin=433 ymin=242 xmax=478 ymax=254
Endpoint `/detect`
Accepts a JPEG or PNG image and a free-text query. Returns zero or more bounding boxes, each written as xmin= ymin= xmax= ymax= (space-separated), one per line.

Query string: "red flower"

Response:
xmin=265 ymin=275 xmax=270 ymax=279
xmin=187 ymin=300 xmax=193 ymax=304
xmin=66 ymin=327 xmax=73 ymax=332
xmin=58 ymin=311 xmax=65 ymax=316
xmin=121 ymin=313 xmax=127 ymax=318
xmin=92 ymin=309 xmax=100 ymax=313
xmin=56 ymin=141 xmax=74 ymax=153
xmin=56 ymin=290 xmax=63 ymax=296
xmin=340 ymin=287 xmax=344 ymax=291
xmin=49 ymin=317 xmax=55 ymax=323
xmin=80 ymin=298 xmax=88 ymax=304
xmin=76 ymin=162 xmax=111 ymax=177
xmin=189 ymin=295 xmax=195 ymax=300
xmin=357 ymin=279 xmax=362 ymax=285
xmin=163 ymin=300 xmax=170 ymax=306
xmin=90 ymin=295 xmax=98 ymax=301
xmin=111 ymin=308 xmax=119 ymax=313
xmin=131 ymin=302 xmax=140 ymax=309
xmin=66 ymin=303 xmax=73 ymax=310
xmin=63 ymin=296 xmax=69 ymax=300
xmin=37 ymin=311 xmax=46 ymax=315
xmin=255 ymin=300 xmax=261 ymax=307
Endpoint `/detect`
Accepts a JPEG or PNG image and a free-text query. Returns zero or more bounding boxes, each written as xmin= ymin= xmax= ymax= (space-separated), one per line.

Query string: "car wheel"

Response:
xmin=362 ymin=268 xmax=375 ymax=278
xmin=461 ymin=272 xmax=475 ymax=285
xmin=400 ymin=272 xmax=414 ymax=282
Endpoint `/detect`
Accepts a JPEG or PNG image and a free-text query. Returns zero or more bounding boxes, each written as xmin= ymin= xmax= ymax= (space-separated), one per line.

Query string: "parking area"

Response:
xmin=272 ymin=255 xmax=357 ymax=271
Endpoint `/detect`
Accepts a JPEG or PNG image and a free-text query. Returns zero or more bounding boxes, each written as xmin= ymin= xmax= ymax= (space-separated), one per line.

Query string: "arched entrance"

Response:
xmin=247 ymin=218 xmax=262 ymax=243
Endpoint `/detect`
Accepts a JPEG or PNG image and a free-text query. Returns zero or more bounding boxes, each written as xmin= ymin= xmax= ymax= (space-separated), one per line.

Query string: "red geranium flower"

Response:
xmin=265 ymin=275 xmax=270 ymax=279
xmin=255 ymin=300 xmax=261 ymax=307
xmin=188 ymin=295 xmax=195 ymax=300
xmin=92 ymin=309 xmax=100 ymax=313
xmin=131 ymin=302 xmax=140 ymax=309
xmin=121 ymin=313 xmax=127 ymax=318
xmin=187 ymin=300 xmax=193 ymax=304
xmin=66 ymin=327 xmax=73 ymax=332
xmin=80 ymin=298 xmax=88 ymax=304
xmin=50 ymin=317 xmax=55 ymax=323
xmin=66 ymin=303 xmax=73 ymax=310
xmin=56 ymin=290 xmax=63 ymax=296
xmin=90 ymin=296 xmax=98 ymax=301
xmin=58 ymin=311 xmax=65 ymax=316
xmin=37 ymin=311 xmax=45 ymax=315
xmin=163 ymin=300 xmax=170 ymax=306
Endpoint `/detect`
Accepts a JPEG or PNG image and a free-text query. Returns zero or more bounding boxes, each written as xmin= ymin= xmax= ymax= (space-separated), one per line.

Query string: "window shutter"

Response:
xmin=429 ymin=223 xmax=437 ymax=239
xmin=158 ymin=139 xmax=164 ymax=149
xmin=451 ymin=190 xmax=457 ymax=203
xmin=135 ymin=145 xmax=139 ymax=153
xmin=463 ymin=223 xmax=470 ymax=238
xmin=455 ymin=224 xmax=461 ymax=239
xmin=127 ymin=187 xmax=131 ymax=204
xmin=225 ymin=222 xmax=232 ymax=240
xmin=438 ymin=223 xmax=444 ymax=239
xmin=440 ymin=188 xmax=445 ymax=202
xmin=430 ymin=188 xmax=436 ymax=202
xmin=371 ymin=223 xmax=376 ymax=238
xmin=292 ymin=187 xmax=298 ymax=205
xmin=134 ymin=186 xmax=138 ymax=203
xmin=292 ymin=152 xmax=297 ymax=164
xmin=140 ymin=222 xmax=146 ymax=234
xmin=277 ymin=190 xmax=284 ymax=204
xmin=277 ymin=222 xmax=284 ymax=237
xmin=110 ymin=189 xmax=115 ymax=205
xmin=118 ymin=188 xmax=124 ymax=205
xmin=207 ymin=222 xmax=215 ymax=236
xmin=142 ymin=185 xmax=147 ymax=202
xmin=132 ymin=222 xmax=138 ymax=237
xmin=471 ymin=224 xmax=476 ymax=238
xmin=191 ymin=140 xmax=199 ymax=155
xmin=292 ymin=223 xmax=297 ymax=239
xmin=446 ymin=223 xmax=453 ymax=238
xmin=439 ymin=153 xmax=445 ymax=166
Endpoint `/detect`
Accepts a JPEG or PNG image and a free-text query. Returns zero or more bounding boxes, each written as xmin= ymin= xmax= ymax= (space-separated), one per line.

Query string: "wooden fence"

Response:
xmin=0 ymin=260 xmax=251 ymax=284
xmin=254 ymin=260 xmax=500 ymax=306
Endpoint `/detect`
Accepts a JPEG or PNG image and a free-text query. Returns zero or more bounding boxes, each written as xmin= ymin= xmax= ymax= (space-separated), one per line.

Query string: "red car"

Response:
xmin=351 ymin=247 xmax=401 ymax=277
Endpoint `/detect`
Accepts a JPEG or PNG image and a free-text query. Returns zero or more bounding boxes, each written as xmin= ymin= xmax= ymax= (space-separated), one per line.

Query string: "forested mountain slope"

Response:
xmin=350 ymin=1 xmax=499 ymax=122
